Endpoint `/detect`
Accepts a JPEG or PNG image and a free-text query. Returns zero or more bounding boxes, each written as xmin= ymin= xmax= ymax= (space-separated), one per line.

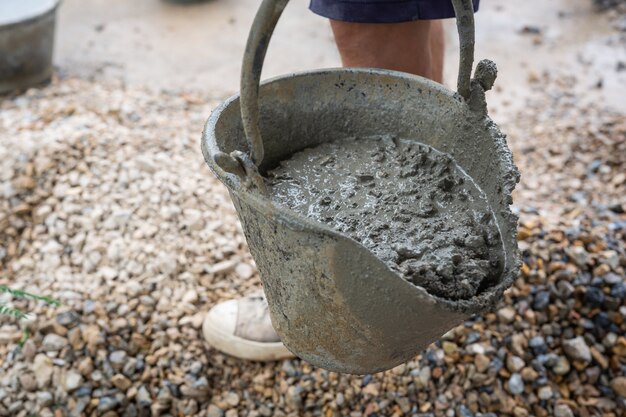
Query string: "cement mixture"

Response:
xmin=266 ymin=136 xmax=505 ymax=300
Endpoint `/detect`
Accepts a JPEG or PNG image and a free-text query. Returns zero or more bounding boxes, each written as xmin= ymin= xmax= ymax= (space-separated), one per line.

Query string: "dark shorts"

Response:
xmin=309 ymin=0 xmax=480 ymax=23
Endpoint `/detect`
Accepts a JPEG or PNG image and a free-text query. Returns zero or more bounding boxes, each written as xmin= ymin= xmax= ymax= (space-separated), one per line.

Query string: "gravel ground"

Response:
xmin=1 ymin=54 xmax=625 ymax=417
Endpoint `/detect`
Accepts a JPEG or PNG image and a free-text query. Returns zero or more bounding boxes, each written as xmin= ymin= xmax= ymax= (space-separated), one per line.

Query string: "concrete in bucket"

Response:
xmin=201 ymin=0 xmax=520 ymax=374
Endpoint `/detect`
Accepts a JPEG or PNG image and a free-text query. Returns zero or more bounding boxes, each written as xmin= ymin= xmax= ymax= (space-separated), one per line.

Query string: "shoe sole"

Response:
xmin=202 ymin=313 xmax=295 ymax=361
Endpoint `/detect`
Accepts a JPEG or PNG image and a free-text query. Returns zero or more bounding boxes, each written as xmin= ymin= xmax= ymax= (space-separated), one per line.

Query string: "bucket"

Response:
xmin=0 ymin=0 xmax=60 ymax=94
xmin=201 ymin=0 xmax=520 ymax=374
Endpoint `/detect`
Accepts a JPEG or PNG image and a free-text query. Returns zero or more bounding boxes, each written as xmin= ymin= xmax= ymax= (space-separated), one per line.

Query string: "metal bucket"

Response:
xmin=201 ymin=0 xmax=520 ymax=374
xmin=0 ymin=0 xmax=59 ymax=94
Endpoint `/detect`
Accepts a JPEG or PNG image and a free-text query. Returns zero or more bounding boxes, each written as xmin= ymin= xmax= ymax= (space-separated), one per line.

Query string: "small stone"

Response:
xmin=211 ymin=260 xmax=237 ymax=274
xmin=56 ymin=311 xmax=80 ymax=327
xmin=111 ymin=374 xmax=132 ymax=390
xmin=611 ymin=282 xmax=626 ymax=299
xmin=529 ymin=336 xmax=548 ymax=355
xmin=568 ymin=246 xmax=589 ymax=267
xmin=507 ymin=355 xmax=525 ymax=373
xmin=109 ymin=350 xmax=127 ymax=367
xmin=42 ymin=334 xmax=68 ymax=351
xmin=562 ymin=336 xmax=591 ymax=362
xmin=63 ymin=370 xmax=83 ymax=392
xmin=286 ymin=386 xmax=303 ymax=410
xmin=19 ymin=373 xmax=37 ymax=391
xmin=182 ymin=289 xmax=198 ymax=304
xmin=497 ymin=307 xmax=516 ymax=324
xmin=208 ymin=404 xmax=224 ymax=417
xmin=416 ymin=366 xmax=431 ymax=387
xmin=235 ymin=262 xmax=254 ymax=279
xmin=475 ymin=354 xmax=490 ymax=373
xmin=33 ymin=354 xmax=54 ymax=387
xmin=552 ymin=356 xmax=571 ymax=375
xmin=98 ymin=396 xmax=120 ymax=412
xmin=21 ymin=339 xmax=37 ymax=360
xmin=224 ymin=392 xmax=240 ymax=407
xmin=584 ymin=287 xmax=605 ymax=307
xmin=36 ymin=391 xmax=54 ymax=407
xmin=554 ymin=404 xmax=574 ymax=417
xmin=77 ymin=357 xmax=93 ymax=375
xmin=397 ymin=397 xmax=411 ymax=413
xmin=610 ymin=376 xmax=626 ymax=397
xmin=136 ymin=385 xmax=152 ymax=408
xmin=508 ymin=373 xmax=524 ymax=395
xmin=533 ymin=291 xmax=551 ymax=310
xmin=442 ymin=341 xmax=458 ymax=355
xmin=537 ymin=385 xmax=552 ymax=400
xmin=513 ymin=407 xmax=528 ymax=417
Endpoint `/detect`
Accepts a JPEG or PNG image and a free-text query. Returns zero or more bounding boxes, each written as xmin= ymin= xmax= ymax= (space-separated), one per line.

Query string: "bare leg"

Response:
xmin=330 ymin=19 xmax=444 ymax=83
xmin=429 ymin=20 xmax=444 ymax=83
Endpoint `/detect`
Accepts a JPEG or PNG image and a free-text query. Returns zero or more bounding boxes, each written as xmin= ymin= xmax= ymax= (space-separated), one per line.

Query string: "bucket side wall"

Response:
xmin=0 ymin=9 xmax=57 ymax=93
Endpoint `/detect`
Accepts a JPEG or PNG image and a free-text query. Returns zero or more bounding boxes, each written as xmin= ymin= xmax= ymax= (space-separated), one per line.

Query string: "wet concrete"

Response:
xmin=266 ymin=136 xmax=504 ymax=300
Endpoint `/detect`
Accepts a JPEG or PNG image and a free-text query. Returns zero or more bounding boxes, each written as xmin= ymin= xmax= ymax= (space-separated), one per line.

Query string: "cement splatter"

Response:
xmin=266 ymin=136 xmax=504 ymax=300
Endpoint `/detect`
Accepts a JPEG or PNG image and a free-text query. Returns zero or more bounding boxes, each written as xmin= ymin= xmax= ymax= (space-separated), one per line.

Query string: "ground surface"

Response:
xmin=1 ymin=0 xmax=625 ymax=416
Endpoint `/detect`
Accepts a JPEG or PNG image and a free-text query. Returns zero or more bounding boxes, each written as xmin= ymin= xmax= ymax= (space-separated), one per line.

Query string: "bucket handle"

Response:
xmin=239 ymin=0 xmax=476 ymax=167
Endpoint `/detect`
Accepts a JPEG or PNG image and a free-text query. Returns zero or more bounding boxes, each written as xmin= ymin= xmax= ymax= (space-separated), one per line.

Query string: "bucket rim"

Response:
xmin=0 ymin=0 xmax=59 ymax=29
xmin=201 ymin=67 xmax=519 ymax=314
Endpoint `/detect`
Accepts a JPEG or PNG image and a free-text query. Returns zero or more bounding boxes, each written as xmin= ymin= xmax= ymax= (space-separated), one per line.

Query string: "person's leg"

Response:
xmin=329 ymin=19 xmax=444 ymax=83
xmin=429 ymin=20 xmax=445 ymax=83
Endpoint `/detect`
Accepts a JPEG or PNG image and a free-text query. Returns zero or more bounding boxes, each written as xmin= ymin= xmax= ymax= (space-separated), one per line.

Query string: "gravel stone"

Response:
xmin=63 ymin=370 xmax=83 ymax=392
xmin=41 ymin=334 xmax=68 ymax=352
xmin=507 ymin=374 xmax=524 ymax=395
xmin=611 ymin=376 xmax=626 ymax=397
xmin=208 ymin=405 xmax=225 ymax=417
xmin=554 ymin=404 xmax=574 ymax=417
xmin=562 ymin=337 xmax=592 ymax=362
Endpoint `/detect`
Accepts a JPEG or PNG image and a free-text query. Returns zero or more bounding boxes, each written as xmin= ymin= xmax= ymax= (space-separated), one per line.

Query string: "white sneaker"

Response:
xmin=202 ymin=293 xmax=295 ymax=361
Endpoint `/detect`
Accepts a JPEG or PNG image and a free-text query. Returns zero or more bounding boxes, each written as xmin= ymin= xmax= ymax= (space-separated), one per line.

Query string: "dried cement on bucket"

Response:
xmin=266 ymin=135 xmax=505 ymax=300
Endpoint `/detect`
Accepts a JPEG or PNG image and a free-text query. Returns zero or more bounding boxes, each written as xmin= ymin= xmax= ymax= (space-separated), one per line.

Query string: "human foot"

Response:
xmin=202 ymin=293 xmax=295 ymax=361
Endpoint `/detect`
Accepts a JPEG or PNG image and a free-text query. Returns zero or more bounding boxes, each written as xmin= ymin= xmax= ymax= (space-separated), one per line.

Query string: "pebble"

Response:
xmin=533 ymin=291 xmax=551 ymax=310
xmin=562 ymin=336 xmax=591 ymax=362
xmin=224 ymin=392 xmax=240 ymax=407
xmin=610 ymin=376 xmax=626 ymax=397
xmin=507 ymin=355 xmax=525 ymax=373
xmin=208 ymin=404 xmax=225 ymax=417
xmin=537 ymin=385 xmax=552 ymax=400
xmin=111 ymin=374 xmax=132 ymax=391
xmin=552 ymin=356 xmax=571 ymax=375
xmin=508 ymin=374 xmax=524 ymax=395
xmin=497 ymin=307 xmax=516 ymax=324
xmin=41 ymin=334 xmax=68 ymax=352
xmin=19 ymin=373 xmax=37 ymax=392
xmin=529 ymin=336 xmax=548 ymax=355
xmin=475 ymin=354 xmax=490 ymax=373
xmin=36 ymin=391 xmax=54 ymax=407
xmin=63 ymin=370 xmax=83 ymax=392
xmin=109 ymin=350 xmax=127 ymax=368
xmin=136 ymin=385 xmax=152 ymax=408
xmin=98 ymin=396 xmax=120 ymax=412
xmin=33 ymin=354 xmax=54 ymax=388
xmin=554 ymin=404 xmax=574 ymax=417
xmin=56 ymin=311 xmax=80 ymax=327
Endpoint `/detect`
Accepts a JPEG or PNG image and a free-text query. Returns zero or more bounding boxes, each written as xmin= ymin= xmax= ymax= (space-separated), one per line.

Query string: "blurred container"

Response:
xmin=0 ymin=0 xmax=60 ymax=94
